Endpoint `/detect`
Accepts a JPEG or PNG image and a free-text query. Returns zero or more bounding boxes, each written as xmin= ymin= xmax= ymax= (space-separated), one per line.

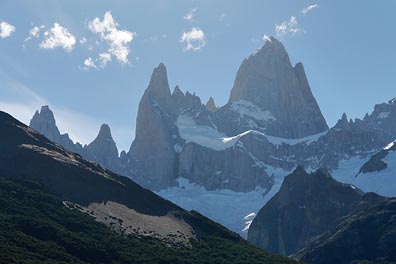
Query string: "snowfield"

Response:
xmin=158 ymin=166 xmax=289 ymax=238
xmin=331 ymin=151 xmax=396 ymax=197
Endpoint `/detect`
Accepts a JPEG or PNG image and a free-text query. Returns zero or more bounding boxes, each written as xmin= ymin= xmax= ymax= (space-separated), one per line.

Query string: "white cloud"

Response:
xmin=24 ymin=25 xmax=45 ymax=42
xmin=98 ymin=53 xmax=111 ymax=67
xmin=82 ymin=53 xmax=112 ymax=71
xmin=0 ymin=21 xmax=16 ymax=38
xmin=40 ymin=23 xmax=76 ymax=52
xmin=183 ymin=7 xmax=197 ymax=21
xmin=83 ymin=57 xmax=96 ymax=70
xmin=180 ymin=27 xmax=206 ymax=51
xmin=88 ymin=11 xmax=136 ymax=64
xmin=302 ymin=4 xmax=319 ymax=15
xmin=30 ymin=26 xmax=41 ymax=38
xmin=275 ymin=16 xmax=302 ymax=38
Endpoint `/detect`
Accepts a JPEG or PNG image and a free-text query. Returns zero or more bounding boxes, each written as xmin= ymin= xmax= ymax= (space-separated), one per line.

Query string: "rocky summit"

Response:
xmin=30 ymin=106 xmax=122 ymax=175
xmin=229 ymin=37 xmax=328 ymax=138
xmin=83 ymin=123 xmax=121 ymax=174
xmin=30 ymin=106 xmax=83 ymax=153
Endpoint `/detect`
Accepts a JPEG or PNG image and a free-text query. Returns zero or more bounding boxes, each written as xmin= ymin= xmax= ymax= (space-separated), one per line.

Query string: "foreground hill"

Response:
xmin=248 ymin=166 xmax=396 ymax=263
xmin=0 ymin=110 xmax=298 ymax=263
xmin=294 ymin=194 xmax=396 ymax=264
xmin=247 ymin=167 xmax=364 ymax=256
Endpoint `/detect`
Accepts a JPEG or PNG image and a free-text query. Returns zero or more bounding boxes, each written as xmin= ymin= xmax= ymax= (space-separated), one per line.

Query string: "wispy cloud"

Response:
xmin=83 ymin=57 xmax=96 ymax=70
xmin=0 ymin=81 xmax=47 ymax=125
xmin=24 ymin=25 xmax=45 ymax=42
xmin=0 ymin=21 xmax=16 ymax=38
xmin=30 ymin=25 xmax=44 ymax=38
xmin=0 ymin=80 xmax=101 ymax=145
xmin=180 ymin=27 xmax=206 ymax=51
xmin=302 ymin=4 xmax=319 ymax=15
xmin=0 ymin=80 xmax=133 ymax=152
xmin=275 ymin=16 xmax=302 ymax=38
xmin=88 ymin=11 xmax=136 ymax=65
xmin=40 ymin=23 xmax=76 ymax=52
xmin=183 ymin=7 xmax=197 ymax=21
xmin=98 ymin=53 xmax=111 ymax=67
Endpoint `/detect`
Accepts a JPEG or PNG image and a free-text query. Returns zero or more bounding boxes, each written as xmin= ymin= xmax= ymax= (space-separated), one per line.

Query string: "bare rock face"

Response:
xmin=29 ymin=106 xmax=82 ymax=153
xmin=247 ymin=167 xmax=363 ymax=256
xmin=126 ymin=63 xmax=178 ymax=190
xmin=84 ymin=124 xmax=121 ymax=174
xmin=29 ymin=106 xmax=125 ymax=175
xmin=229 ymin=37 xmax=328 ymax=138
xmin=179 ymin=140 xmax=273 ymax=193
xmin=125 ymin=63 xmax=276 ymax=192
xmin=205 ymin=97 xmax=217 ymax=112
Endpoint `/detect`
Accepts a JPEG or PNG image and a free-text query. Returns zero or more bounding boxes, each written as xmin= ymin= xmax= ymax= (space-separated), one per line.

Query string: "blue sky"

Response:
xmin=0 ymin=0 xmax=395 ymax=152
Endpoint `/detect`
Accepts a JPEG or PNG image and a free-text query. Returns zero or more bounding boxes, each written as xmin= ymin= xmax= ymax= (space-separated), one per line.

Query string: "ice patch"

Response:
xmin=384 ymin=141 xmax=395 ymax=151
xmin=332 ymin=154 xmax=396 ymax=198
xmin=176 ymin=115 xmax=232 ymax=150
xmin=244 ymin=212 xmax=256 ymax=220
xmin=177 ymin=114 xmax=328 ymax=151
xmin=355 ymin=151 xmax=396 ymax=197
xmin=230 ymin=100 xmax=275 ymax=121
xmin=264 ymin=130 xmax=328 ymax=146
xmin=331 ymin=156 xmax=369 ymax=185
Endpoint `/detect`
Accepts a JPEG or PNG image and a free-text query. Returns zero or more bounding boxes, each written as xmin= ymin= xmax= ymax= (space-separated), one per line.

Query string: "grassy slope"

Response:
xmin=0 ymin=176 xmax=298 ymax=264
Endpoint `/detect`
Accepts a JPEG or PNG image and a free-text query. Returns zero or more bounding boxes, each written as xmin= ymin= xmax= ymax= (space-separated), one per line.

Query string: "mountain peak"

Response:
xmin=146 ymin=63 xmax=171 ymax=105
xmin=263 ymin=36 xmax=284 ymax=48
xmin=205 ymin=96 xmax=217 ymax=112
xmin=172 ymin=85 xmax=184 ymax=96
xmin=29 ymin=105 xmax=61 ymax=141
xmin=84 ymin=123 xmax=120 ymax=169
xmin=252 ymin=36 xmax=288 ymax=61
xmin=36 ymin=105 xmax=56 ymax=122
xmin=228 ymin=37 xmax=328 ymax=138
xmin=98 ymin=123 xmax=112 ymax=138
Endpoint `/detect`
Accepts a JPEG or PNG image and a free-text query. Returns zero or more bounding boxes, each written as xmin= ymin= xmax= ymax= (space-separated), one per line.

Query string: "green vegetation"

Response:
xmin=0 ymin=177 xmax=298 ymax=264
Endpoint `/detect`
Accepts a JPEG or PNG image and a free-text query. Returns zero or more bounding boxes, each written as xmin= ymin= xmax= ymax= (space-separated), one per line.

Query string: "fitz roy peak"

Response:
xmin=228 ymin=37 xmax=328 ymax=138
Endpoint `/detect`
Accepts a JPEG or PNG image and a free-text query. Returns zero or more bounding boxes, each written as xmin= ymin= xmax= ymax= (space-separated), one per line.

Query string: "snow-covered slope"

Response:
xmin=331 ymin=140 xmax=396 ymax=197
xmin=158 ymin=166 xmax=289 ymax=238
